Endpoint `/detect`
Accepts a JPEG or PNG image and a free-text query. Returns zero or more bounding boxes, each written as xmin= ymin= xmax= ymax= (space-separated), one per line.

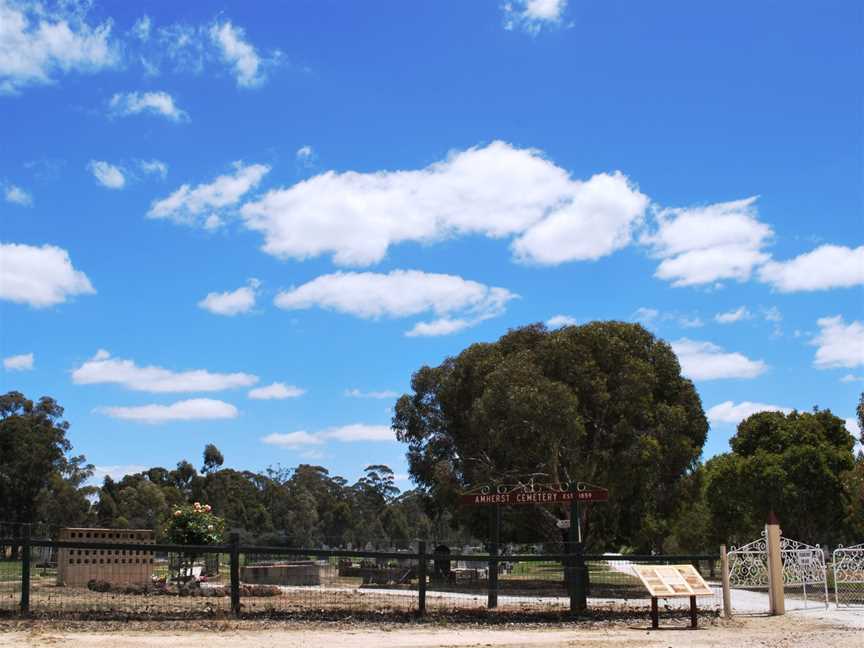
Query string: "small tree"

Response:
xmin=164 ymin=502 xmax=224 ymax=581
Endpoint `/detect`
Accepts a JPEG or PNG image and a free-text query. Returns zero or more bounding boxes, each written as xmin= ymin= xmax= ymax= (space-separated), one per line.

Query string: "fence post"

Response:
xmin=417 ymin=541 xmax=426 ymax=616
xmin=229 ymin=531 xmax=241 ymax=617
xmin=765 ymin=513 xmax=785 ymax=616
xmin=20 ymin=523 xmax=31 ymax=615
xmin=569 ymin=499 xmax=587 ymax=613
xmin=488 ymin=505 xmax=499 ymax=609
xmin=720 ymin=544 xmax=732 ymax=619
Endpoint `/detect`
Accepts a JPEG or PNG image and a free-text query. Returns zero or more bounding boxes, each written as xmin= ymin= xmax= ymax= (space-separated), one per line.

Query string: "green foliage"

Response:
xmin=705 ymin=408 xmax=857 ymax=546
xmin=164 ymin=502 xmax=225 ymax=545
xmin=0 ymin=391 xmax=93 ymax=527
xmin=393 ymin=322 xmax=709 ymax=551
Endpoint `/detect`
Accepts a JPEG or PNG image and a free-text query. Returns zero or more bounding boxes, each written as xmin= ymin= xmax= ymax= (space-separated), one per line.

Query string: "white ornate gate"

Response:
xmin=833 ymin=543 xmax=864 ymax=606
xmin=727 ymin=533 xmax=829 ymax=611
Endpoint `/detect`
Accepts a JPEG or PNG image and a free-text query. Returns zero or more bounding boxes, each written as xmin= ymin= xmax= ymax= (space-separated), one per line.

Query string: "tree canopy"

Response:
xmin=393 ymin=322 xmax=709 ymax=551
xmin=704 ymin=408 xmax=859 ymax=546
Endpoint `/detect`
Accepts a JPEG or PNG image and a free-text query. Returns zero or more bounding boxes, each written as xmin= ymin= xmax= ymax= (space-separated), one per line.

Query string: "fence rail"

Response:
xmin=0 ymin=529 xmax=722 ymax=621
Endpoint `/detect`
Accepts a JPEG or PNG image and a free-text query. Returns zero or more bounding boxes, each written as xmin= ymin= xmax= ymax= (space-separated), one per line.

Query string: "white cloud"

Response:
xmin=715 ymin=306 xmax=752 ymax=324
xmin=671 ymin=338 xmax=767 ymax=381
xmin=149 ymin=162 xmax=269 ymax=227
xmin=261 ymin=424 xmax=394 ymax=448
xmin=0 ymin=0 xmax=118 ymax=94
xmin=72 ymin=349 xmax=258 ymax=393
xmin=131 ymin=16 xmax=151 ymax=42
xmin=209 ymin=21 xmax=263 ymax=87
xmin=759 ymin=245 xmax=864 ymax=292
xmin=634 ymin=307 xmax=703 ymax=329
xmin=503 ymin=0 xmax=568 ymax=34
xmin=139 ymin=159 xmax=167 ymax=179
xmin=811 ymin=316 xmax=864 ymax=369
xmin=707 ymin=400 xmax=792 ymax=425
xmin=296 ymin=145 xmax=314 ymax=161
xmin=3 ymin=352 xmax=33 ymax=371
xmin=248 ymin=382 xmax=305 ymax=400
xmin=324 ymin=424 xmax=393 ymax=442
xmin=241 ymin=141 xmax=646 ymax=267
xmin=4 ymin=184 xmax=32 ymax=206
xmin=274 ymin=269 xmax=516 ymax=337
xmin=841 ymin=374 xmax=863 ymax=383
xmin=91 ymin=464 xmax=148 ymax=483
xmin=547 ymin=314 xmax=577 ymax=328
xmin=262 ymin=430 xmax=322 ymax=448
xmin=0 ymin=242 xmax=95 ymax=307
xmin=96 ymin=398 xmax=238 ymax=424
xmin=642 ymin=197 xmax=773 ymax=287
xmin=109 ymin=91 xmax=188 ymax=121
xmin=846 ymin=417 xmax=861 ymax=439
xmin=345 ymin=388 xmax=399 ymax=399
xmin=87 ymin=160 xmax=125 ymax=189
xmin=511 ymin=172 xmax=648 ymax=265
xmin=198 ymin=278 xmax=259 ymax=316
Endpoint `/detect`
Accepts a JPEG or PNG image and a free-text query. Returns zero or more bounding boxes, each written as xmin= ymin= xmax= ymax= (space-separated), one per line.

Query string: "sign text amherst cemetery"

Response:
xmin=460 ymin=481 xmax=609 ymax=507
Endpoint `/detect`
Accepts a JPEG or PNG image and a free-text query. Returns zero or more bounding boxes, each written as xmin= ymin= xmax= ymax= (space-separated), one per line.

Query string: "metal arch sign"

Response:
xmin=460 ymin=480 xmax=608 ymax=507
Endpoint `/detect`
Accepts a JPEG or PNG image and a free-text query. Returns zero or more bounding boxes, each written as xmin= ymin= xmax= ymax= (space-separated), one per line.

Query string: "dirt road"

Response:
xmin=0 ymin=615 xmax=860 ymax=648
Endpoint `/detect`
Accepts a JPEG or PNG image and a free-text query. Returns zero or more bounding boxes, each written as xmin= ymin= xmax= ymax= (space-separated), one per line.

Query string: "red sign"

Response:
xmin=460 ymin=485 xmax=608 ymax=507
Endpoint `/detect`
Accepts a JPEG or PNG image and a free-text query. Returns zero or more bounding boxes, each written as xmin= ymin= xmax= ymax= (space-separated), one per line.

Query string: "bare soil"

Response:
xmin=0 ymin=615 xmax=859 ymax=648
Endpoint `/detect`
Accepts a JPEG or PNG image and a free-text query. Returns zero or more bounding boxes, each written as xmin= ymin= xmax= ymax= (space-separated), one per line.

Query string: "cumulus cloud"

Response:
xmin=139 ymin=159 xmax=167 ymax=179
xmin=274 ymin=270 xmax=516 ymax=337
xmin=0 ymin=242 xmax=95 ymax=307
xmin=759 ymin=245 xmax=864 ymax=292
xmin=547 ymin=314 xmax=577 ymax=328
xmin=72 ymin=349 xmax=258 ymax=393
xmin=241 ymin=142 xmax=647 ymax=267
xmin=248 ymin=382 xmax=305 ymax=400
xmin=633 ymin=307 xmax=703 ymax=329
xmin=642 ymin=197 xmax=773 ymax=287
xmin=811 ymin=316 xmax=864 ymax=369
xmin=109 ymin=91 xmax=188 ymax=121
xmin=841 ymin=374 xmax=863 ymax=383
xmin=262 ymin=424 xmax=394 ymax=448
xmin=4 ymin=184 xmax=32 ymax=206
xmin=296 ymin=145 xmax=314 ymax=161
xmin=88 ymin=160 xmax=125 ymax=189
xmin=671 ymin=338 xmax=767 ymax=381
xmin=511 ymin=172 xmax=648 ymax=265
xmin=198 ymin=279 xmax=259 ymax=316
xmin=715 ymin=306 xmax=752 ymax=324
xmin=96 ymin=398 xmax=238 ymax=423
xmin=503 ymin=0 xmax=568 ymax=34
xmin=0 ymin=0 xmax=118 ymax=94
xmin=209 ymin=21 xmax=264 ymax=87
xmin=3 ymin=352 xmax=33 ymax=371
xmin=707 ymin=400 xmax=792 ymax=425
xmin=148 ymin=162 xmax=269 ymax=227
xmin=345 ymin=388 xmax=399 ymax=399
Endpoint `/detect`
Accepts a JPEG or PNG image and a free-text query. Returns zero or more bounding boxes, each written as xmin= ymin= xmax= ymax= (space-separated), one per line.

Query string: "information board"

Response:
xmin=633 ymin=564 xmax=713 ymax=598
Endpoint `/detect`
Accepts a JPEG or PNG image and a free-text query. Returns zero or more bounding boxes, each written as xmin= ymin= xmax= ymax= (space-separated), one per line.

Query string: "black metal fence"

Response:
xmin=0 ymin=525 xmax=722 ymax=621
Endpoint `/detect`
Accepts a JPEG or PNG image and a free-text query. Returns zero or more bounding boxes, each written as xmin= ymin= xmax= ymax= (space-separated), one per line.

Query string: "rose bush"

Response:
xmin=164 ymin=502 xmax=225 ymax=581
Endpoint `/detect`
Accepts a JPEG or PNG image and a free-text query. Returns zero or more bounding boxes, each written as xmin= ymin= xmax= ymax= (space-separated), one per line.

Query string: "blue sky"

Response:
xmin=1 ymin=0 xmax=862 ymax=488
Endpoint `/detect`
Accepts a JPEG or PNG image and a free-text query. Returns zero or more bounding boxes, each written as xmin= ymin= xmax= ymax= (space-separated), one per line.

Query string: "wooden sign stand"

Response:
xmin=650 ymin=595 xmax=699 ymax=629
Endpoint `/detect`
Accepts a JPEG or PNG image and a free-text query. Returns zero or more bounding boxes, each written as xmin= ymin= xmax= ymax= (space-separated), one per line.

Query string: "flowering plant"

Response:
xmin=164 ymin=503 xmax=224 ymax=581
xmin=165 ymin=502 xmax=224 ymax=545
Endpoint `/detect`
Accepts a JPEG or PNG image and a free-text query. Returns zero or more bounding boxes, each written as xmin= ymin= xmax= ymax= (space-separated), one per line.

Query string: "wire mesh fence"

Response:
xmin=0 ymin=524 xmax=725 ymax=621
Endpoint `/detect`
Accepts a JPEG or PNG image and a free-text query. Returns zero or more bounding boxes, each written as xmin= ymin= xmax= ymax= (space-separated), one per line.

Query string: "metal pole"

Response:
xmin=488 ymin=505 xmax=499 ymax=609
xmin=229 ymin=531 xmax=241 ymax=617
xmin=570 ymin=499 xmax=587 ymax=612
xmin=417 ymin=541 xmax=426 ymax=616
xmin=20 ymin=523 xmax=31 ymax=615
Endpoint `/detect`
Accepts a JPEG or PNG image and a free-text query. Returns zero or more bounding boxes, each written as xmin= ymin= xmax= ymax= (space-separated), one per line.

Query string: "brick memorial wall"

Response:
xmin=57 ymin=528 xmax=155 ymax=587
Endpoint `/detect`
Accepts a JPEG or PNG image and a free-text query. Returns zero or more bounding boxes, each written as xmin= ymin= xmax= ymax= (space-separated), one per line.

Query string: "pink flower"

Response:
xmin=174 ymin=510 xmax=181 ymax=517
